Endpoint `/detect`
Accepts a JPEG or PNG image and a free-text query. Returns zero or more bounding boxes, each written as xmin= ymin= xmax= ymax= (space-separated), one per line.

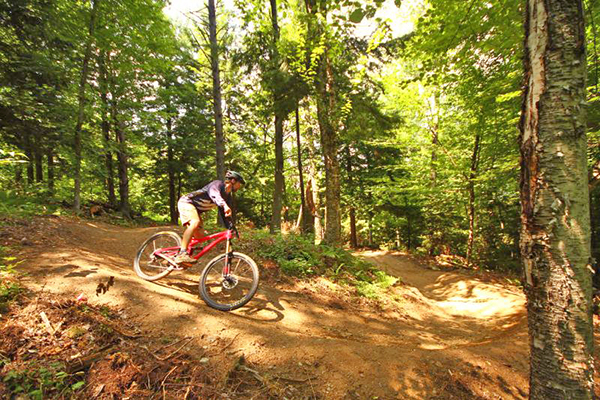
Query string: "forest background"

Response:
xmin=1 ymin=0 xmax=599 ymax=274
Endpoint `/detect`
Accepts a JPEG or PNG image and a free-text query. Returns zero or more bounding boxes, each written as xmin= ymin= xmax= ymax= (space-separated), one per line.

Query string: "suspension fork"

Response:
xmin=223 ymin=233 xmax=233 ymax=276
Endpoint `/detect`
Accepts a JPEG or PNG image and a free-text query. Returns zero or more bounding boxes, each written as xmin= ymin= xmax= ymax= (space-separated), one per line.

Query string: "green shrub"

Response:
xmin=0 ymin=245 xmax=24 ymax=313
xmin=249 ymin=231 xmax=323 ymax=277
xmin=0 ymin=190 xmax=60 ymax=218
xmin=355 ymin=271 xmax=398 ymax=299
xmin=2 ymin=361 xmax=84 ymax=399
xmin=0 ymin=280 xmax=21 ymax=304
xmin=245 ymin=230 xmax=399 ymax=299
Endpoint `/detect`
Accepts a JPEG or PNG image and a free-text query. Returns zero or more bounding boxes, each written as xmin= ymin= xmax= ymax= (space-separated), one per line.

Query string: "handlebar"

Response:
xmin=224 ymin=216 xmax=239 ymax=238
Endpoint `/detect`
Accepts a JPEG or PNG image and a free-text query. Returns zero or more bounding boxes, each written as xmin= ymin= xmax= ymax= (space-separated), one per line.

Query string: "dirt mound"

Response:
xmin=0 ymin=215 xmax=548 ymax=398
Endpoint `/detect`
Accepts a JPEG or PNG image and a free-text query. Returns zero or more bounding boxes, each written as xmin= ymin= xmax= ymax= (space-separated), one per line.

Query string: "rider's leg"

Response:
xmin=176 ymin=201 xmax=200 ymax=263
xmin=181 ymin=219 xmax=200 ymax=253
xmin=191 ymin=215 xmax=206 ymax=241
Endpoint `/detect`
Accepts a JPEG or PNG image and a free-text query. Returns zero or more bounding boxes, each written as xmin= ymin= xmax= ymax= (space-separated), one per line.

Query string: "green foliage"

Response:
xmin=2 ymin=361 xmax=84 ymax=399
xmin=0 ymin=190 xmax=61 ymax=218
xmin=246 ymin=230 xmax=398 ymax=298
xmin=0 ymin=0 xmax=593 ymax=274
xmin=0 ymin=279 xmax=21 ymax=302
xmin=360 ymin=0 xmax=524 ymax=270
xmin=0 ymin=245 xmax=23 ymax=313
xmin=250 ymin=231 xmax=321 ymax=277
xmin=0 ymin=280 xmax=21 ymax=314
xmin=355 ymin=270 xmax=398 ymax=299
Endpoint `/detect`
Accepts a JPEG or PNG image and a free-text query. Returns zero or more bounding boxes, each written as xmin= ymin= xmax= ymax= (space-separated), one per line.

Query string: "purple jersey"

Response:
xmin=180 ymin=180 xmax=230 ymax=212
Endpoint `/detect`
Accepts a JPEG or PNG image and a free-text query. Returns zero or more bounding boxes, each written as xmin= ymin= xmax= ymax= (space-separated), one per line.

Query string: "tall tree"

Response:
xmin=208 ymin=0 xmax=226 ymax=180
xmin=98 ymin=50 xmax=116 ymax=207
xmin=304 ymin=0 xmax=341 ymax=244
xmin=520 ymin=0 xmax=594 ymax=398
xmin=111 ymin=89 xmax=131 ymax=219
xmin=269 ymin=0 xmax=285 ymax=233
xmin=466 ymin=129 xmax=481 ymax=266
xmin=73 ymin=0 xmax=100 ymax=212
xmin=295 ymin=106 xmax=312 ymax=233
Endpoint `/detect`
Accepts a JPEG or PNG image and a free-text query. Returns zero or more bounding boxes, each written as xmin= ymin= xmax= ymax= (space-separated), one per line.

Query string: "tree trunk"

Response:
xmin=47 ymin=149 xmax=54 ymax=195
xmin=407 ymin=216 xmax=412 ymax=249
xmin=271 ymin=114 xmax=284 ymax=232
xmin=177 ymin=172 xmax=182 ymax=201
xmin=295 ymin=107 xmax=311 ymax=233
xmin=429 ymin=92 xmax=440 ymax=255
xmin=73 ymin=0 xmax=100 ymax=212
xmin=591 ymin=191 xmax=600 ymax=261
xmin=34 ymin=132 xmax=43 ymax=183
xmin=208 ymin=0 xmax=225 ymax=180
xmin=112 ymin=99 xmax=131 ymax=219
xmin=167 ymin=118 xmax=177 ymax=224
xmin=15 ymin=164 xmax=22 ymax=185
xmin=24 ymin=133 xmax=34 ymax=184
xmin=304 ymin=1 xmax=340 ymax=244
xmin=368 ymin=214 xmax=373 ymax=247
xmin=466 ymin=132 xmax=481 ymax=266
xmin=99 ymin=50 xmax=116 ymax=208
xmin=305 ymin=129 xmax=321 ymax=241
xmin=316 ymin=52 xmax=341 ymax=244
xmin=34 ymin=145 xmax=43 ymax=183
xmin=309 ymin=176 xmax=323 ymax=243
xmin=429 ymin=92 xmax=439 ymax=184
xmin=520 ymin=1 xmax=594 ymax=398
xmin=346 ymin=146 xmax=358 ymax=248
xmin=26 ymin=157 xmax=34 ymax=184
xmin=269 ymin=0 xmax=285 ymax=233
xmin=349 ymin=208 xmax=357 ymax=247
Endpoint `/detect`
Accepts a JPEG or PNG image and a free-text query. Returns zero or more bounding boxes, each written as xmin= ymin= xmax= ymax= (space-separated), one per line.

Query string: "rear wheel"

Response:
xmin=199 ymin=252 xmax=259 ymax=311
xmin=134 ymin=232 xmax=181 ymax=281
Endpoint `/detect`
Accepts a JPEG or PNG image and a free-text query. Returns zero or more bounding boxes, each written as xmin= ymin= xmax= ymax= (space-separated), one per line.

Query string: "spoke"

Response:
xmin=231 ymin=258 xmax=242 ymax=275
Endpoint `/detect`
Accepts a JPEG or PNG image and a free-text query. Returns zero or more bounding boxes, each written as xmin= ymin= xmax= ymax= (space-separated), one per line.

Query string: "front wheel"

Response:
xmin=134 ymin=231 xmax=181 ymax=281
xmin=199 ymin=252 xmax=259 ymax=311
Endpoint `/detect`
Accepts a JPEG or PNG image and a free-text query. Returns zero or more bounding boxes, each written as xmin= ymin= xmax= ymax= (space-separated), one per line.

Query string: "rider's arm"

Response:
xmin=208 ymin=182 xmax=232 ymax=216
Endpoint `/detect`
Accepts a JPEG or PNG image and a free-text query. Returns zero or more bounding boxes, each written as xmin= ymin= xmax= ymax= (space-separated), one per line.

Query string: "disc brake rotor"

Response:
xmin=222 ymin=276 xmax=238 ymax=290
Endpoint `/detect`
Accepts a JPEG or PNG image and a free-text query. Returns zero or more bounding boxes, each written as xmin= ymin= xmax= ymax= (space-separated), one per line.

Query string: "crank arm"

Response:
xmin=156 ymin=253 xmax=179 ymax=269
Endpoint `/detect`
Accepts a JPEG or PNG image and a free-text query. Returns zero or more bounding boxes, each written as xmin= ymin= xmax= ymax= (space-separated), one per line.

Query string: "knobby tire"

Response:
xmin=199 ymin=252 xmax=259 ymax=311
xmin=134 ymin=231 xmax=181 ymax=281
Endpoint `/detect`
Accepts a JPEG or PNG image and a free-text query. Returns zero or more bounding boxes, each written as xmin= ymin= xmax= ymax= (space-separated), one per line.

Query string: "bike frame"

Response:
xmin=188 ymin=229 xmax=233 ymax=261
xmin=153 ymin=229 xmax=234 ymax=273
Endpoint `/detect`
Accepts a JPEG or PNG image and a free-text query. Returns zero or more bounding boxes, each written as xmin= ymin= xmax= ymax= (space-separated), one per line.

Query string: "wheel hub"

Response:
xmin=222 ymin=276 xmax=238 ymax=289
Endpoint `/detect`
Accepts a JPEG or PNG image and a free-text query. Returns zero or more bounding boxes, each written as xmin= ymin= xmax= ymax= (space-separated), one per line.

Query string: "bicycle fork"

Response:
xmin=223 ymin=231 xmax=233 ymax=276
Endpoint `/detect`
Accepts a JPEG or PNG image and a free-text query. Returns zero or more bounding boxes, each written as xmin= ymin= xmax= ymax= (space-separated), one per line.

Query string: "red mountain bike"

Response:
xmin=133 ymin=219 xmax=259 ymax=311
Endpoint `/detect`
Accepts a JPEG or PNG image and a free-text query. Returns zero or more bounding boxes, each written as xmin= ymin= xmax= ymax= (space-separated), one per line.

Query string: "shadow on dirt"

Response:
xmin=10 ymin=217 xmax=531 ymax=399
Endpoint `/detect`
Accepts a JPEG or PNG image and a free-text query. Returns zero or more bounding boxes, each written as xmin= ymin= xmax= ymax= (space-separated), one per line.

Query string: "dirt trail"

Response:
xmin=8 ymin=216 xmax=531 ymax=399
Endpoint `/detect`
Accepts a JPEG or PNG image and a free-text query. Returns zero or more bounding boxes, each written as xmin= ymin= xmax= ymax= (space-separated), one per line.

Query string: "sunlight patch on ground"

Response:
xmin=434 ymin=298 xmax=523 ymax=318
xmin=419 ymin=342 xmax=447 ymax=350
xmin=428 ymin=277 xmax=525 ymax=318
xmin=359 ymin=250 xmax=396 ymax=258
xmin=358 ymin=251 xmax=525 ymax=321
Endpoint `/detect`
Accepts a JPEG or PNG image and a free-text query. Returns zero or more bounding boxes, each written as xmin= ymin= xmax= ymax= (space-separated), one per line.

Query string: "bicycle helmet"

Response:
xmin=225 ymin=170 xmax=246 ymax=185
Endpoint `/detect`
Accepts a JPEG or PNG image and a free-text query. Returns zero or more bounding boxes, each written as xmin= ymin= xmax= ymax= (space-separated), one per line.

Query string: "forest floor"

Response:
xmin=1 ymin=215 xmax=599 ymax=399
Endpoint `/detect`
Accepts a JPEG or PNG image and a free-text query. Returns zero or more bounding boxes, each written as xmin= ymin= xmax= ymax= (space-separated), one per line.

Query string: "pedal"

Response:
xmin=175 ymin=262 xmax=193 ymax=270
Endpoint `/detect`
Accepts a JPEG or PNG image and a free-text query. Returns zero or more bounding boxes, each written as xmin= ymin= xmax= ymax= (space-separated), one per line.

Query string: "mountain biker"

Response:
xmin=175 ymin=171 xmax=245 ymax=264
